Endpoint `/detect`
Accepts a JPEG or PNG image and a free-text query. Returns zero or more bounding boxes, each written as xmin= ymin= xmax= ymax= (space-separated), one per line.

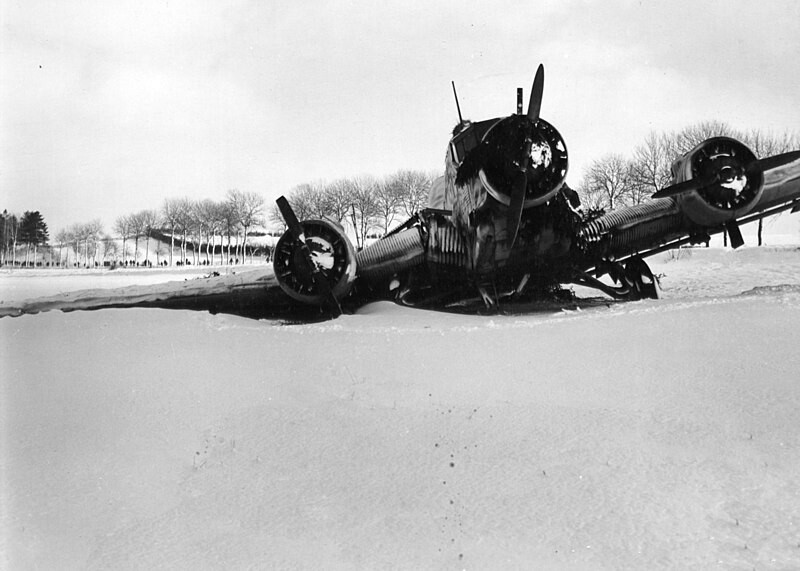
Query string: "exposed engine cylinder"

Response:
xmin=273 ymin=219 xmax=357 ymax=306
xmin=356 ymin=227 xmax=426 ymax=282
xmin=673 ymin=137 xmax=764 ymax=226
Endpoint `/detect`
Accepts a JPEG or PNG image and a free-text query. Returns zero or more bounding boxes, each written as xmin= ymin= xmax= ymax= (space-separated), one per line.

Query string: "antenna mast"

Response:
xmin=451 ymin=81 xmax=464 ymax=124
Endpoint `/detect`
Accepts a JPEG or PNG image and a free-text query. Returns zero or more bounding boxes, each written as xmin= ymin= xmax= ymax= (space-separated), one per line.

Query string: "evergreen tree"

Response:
xmin=19 ymin=211 xmax=49 ymax=266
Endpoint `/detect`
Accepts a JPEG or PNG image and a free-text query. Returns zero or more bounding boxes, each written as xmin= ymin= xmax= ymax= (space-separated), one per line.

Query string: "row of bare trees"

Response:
xmin=271 ymin=170 xmax=438 ymax=249
xmin=53 ymin=220 xmax=107 ymax=267
xmin=47 ymin=171 xmax=432 ymax=268
xmin=113 ymin=210 xmax=159 ymax=266
xmin=113 ymin=189 xmax=266 ymax=266
xmin=46 ymin=190 xmax=266 ymax=268
xmin=578 ymin=121 xmax=799 ymax=240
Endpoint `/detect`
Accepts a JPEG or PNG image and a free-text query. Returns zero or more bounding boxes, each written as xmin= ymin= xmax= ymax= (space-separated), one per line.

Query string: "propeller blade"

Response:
xmin=725 ymin=221 xmax=745 ymax=249
xmin=507 ymin=171 xmax=527 ymax=247
xmin=526 ymin=64 xmax=544 ymax=122
xmin=651 ymin=177 xmax=709 ymax=199
xmin=753 ymin=150 xmax=800 ymax=172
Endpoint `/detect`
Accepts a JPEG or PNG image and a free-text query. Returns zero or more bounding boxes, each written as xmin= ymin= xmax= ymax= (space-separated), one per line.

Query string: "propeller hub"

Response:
xmin=719 ymin=165 xmax=737 ymax=183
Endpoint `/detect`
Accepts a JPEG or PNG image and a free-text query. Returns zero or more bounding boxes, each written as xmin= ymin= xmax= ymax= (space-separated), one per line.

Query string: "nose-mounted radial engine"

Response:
xmin=443 ymin=64 xmax=575 ymax=303
xmin=449 ymin=66 xmax=568 ymax=246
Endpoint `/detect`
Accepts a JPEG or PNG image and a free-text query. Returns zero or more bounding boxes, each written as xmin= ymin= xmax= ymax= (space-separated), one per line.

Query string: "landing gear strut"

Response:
xmin=572 ymin=257 xmax=660 ymax=300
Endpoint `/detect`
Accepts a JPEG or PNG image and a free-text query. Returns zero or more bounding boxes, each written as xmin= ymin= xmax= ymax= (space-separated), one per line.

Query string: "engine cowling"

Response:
xmin=672 ymin=136 xmax=764 ymax=226
xmin=273 ymin=219 xmax=357 ymax=306
xmin=475 ymin=117 xmax=569 ymax=210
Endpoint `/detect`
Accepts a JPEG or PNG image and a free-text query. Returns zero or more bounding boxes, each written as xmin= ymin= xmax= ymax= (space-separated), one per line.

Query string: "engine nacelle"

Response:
xmin=273 ymin=219 xmax=357 ymax=306
xmin=672 ymin=137 xmax=764 ymax=226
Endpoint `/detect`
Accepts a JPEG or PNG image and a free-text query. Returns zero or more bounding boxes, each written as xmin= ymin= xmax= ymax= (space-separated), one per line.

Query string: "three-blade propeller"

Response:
xmin=507 ymin=64 xmax=545 ymax=247
xmin=652 ymin=150 xmax=800 ymax=200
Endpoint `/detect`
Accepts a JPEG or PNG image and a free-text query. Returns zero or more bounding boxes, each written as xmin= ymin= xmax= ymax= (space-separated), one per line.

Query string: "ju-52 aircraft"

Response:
xmin=272 ymin=64 xmax=800 ymax=318
xmin=2 ymin=64 xmax=799 ymax=320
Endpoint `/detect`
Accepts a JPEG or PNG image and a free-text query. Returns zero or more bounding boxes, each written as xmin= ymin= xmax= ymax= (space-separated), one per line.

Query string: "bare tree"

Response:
xmin=346 ymin=176 xmax=380 ymax=248
xmin=194 ymin=199 xmax=218 ymax=265
xmin=186 ymin=202 xmax=203 ymax=266
xmin=324 ymin=179 xmax=355 ymax=224
xmin=155 ymin=241 xmax=169 ymax=267
xmin=162 ymin=198 xmax=191 ymax=265
xmin=137 ymin=209 xmax=159 ymax=266
xmin=175 ymin=199 xmax=193 ymax=265
xmin=227 ymin=189 xmax=265 ymax=263
xmin=372 ymin=176 xmax=402 ymax=236
xmin=102 ymin=235 xmax=119 ymax=264
xmin=128 ymin=212 xmax=147 ymax=265
xmin=161 ymin=199 xmax=180 ymax=266
xmin=673 ymin=120 xmax=739 ymax=154
xmin=286 ymin=183 xmax=329 ymax=220
xmin=10 ymin=214 xmax=19 ymax=266
xmin=66 ymin=224 xmax=80 ymax=266
xmin=630 ymin=131 xmax=674 ymax=201
xmin=192 ymin=200 xmax=208 ymax=264
xmin=284 ymin=184 xmax=313 ymax=221
xmin=54 ymin=228 xmax=68 ymax=267
xmin=73 ymin=223 xmax=87 ymax=266
xmin=389 ymin=169 xmax=433 ymax=218
xmin=1 ymin=211 xmax=20 ymax=266
xmin=218 ymin=200 xmax=239 ymax=264
xmin=579 ymin=154 xmax=635 ymax=211
xmin=113 ymin=215 xmax=132 ymax=264
xmin=212 ymin=201 xmax=229 ymax=265
xmin=77 ymin=220 xmax=103 ymax=267
xmin=90 ymin=220 xmax=104 ymax=266
xmin=273 ymin=181 xmax=341 ymax=235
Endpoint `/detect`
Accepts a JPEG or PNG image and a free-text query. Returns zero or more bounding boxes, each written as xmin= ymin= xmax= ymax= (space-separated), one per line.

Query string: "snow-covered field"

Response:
xmin=0 ymin=264 xmax=247 ymax=304
xmin=2 ymin=247 xmax=799 ymax=570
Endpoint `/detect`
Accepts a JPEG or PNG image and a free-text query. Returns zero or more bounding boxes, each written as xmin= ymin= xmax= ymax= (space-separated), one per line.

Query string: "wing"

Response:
xmin=580 ymin=137 xmax=800 ymax=264
xmin=1 ymin=200 xmax=362 ymax=321
xmin=0 ymin=268 xmax=324 ymax=321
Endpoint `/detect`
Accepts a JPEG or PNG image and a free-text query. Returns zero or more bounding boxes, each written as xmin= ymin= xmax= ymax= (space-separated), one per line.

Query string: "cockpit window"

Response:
xmin=449 ymin=119 xmax=499 ymax=164
xmin=450 ymin=129 xmax=478 ymax=164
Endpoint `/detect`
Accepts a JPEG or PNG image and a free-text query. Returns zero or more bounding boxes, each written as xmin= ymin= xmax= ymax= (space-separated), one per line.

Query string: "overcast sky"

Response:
xmin=2 ymin=0 xmax=799 ymax=236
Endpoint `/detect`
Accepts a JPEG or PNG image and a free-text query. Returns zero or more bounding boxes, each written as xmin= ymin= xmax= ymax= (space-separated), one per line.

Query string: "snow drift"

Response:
xmin=1 ymin=247 xmax=799 ymax=569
